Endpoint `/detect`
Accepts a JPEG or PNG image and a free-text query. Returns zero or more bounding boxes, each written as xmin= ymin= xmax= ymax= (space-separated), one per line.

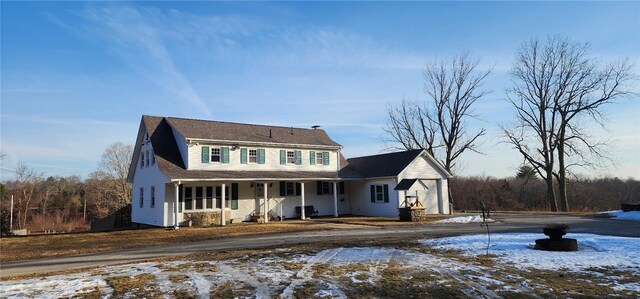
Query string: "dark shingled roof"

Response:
xmin=165 ymin=116 xmax=341 ymax=147
xmin=132 ymin=116 xmax=441 ymax=181
xmin=138 ymin=115 xmax=350 ymax=181
xmin=394 ymin=179 xmax=419 ymax=190
xmin=345 ymin=149 xmax=423 ymax=178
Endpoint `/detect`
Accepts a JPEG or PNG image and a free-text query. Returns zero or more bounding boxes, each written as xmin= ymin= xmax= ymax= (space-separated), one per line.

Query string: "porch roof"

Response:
xmin=165 ymin=169 xmax=359 ymax=182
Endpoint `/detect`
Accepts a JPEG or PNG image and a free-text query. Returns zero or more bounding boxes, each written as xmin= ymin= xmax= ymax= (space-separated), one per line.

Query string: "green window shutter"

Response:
xmin=370 ymin=185 xmax=376 ymax=203
xmin=258 ymin=149 xmax=265 ymax=164
xmin=323 ymin=151 xmax=330 ymax=165
xmin=222 ymin=147 xmax=230 ymax=163
xmin=231 ymin=183 xmax=238 ymax=210
xmin=280 ymin=181 xmax=286 ymax=196
xmin=280 ymin=150 xmax=286 ymax=165
xmin=201 ymin=146 xmax=210 ymax=163
xmin=240 ymin=148 xmax=248 ymax=164
xmin=383 ymin=184 xmax=389 ymax=203
xmin=310 ymin=151 xmax=316 ymax=165
xmin=295 ymin=150 xmax=302 ymax=165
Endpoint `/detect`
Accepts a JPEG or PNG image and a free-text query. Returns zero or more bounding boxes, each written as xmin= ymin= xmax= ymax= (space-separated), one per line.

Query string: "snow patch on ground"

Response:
xmin=3 ymin=234 xmax=639 ymax=297
xmin=422 ymin=233 xmax=640 ymax=274
xmin=602 ymin=210 xmax=640 ymax=222
xmin=434 ymin=215 xmax=494 ymax=223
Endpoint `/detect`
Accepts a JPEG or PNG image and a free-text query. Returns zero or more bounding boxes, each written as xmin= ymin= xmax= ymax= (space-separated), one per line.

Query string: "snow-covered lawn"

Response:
xmin=601 ymin=210 xmax=640 ymax=222
xmin=434 ymin=215 xmax=494 ymax=224
xmin=1 ymin=233 xmax=638 ymax=298
xmin=423 ymin=233 xmax=640 ymax=274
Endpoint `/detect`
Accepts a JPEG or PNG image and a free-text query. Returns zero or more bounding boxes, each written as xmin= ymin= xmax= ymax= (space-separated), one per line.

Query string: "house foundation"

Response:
xmin=183 ymin=211 xmax=231 ymax=226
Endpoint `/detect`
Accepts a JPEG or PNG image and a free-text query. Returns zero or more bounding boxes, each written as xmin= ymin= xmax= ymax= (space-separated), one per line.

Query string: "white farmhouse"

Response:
xmin=127 ymin=116 xmax=452 ymax=227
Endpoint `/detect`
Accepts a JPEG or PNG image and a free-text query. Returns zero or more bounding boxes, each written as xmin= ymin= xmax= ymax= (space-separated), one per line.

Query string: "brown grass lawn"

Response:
xmin=312 ymin=215 xmax=452 ymax=226
xmin=0 ymin=220 xmax=349 ymax=263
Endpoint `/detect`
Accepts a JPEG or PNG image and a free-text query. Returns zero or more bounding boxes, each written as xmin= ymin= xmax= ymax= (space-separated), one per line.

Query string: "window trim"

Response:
xmin=248 ymin=149 xmax=258 ymax=164
xmin=286 ymin=150 xmax=295 ymax=164
xmin=210 ymin=147 xmax=221 ymax=163
xmin=316 ymin=152 xmax=324 ymax=166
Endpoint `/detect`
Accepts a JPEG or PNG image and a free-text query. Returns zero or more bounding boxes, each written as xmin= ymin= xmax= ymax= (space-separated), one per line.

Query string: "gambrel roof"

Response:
xmin=128 ymin=115 xmax=347 ymax=182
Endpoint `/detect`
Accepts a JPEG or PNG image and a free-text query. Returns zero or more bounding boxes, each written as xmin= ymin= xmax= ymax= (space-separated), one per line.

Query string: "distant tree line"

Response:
xmin=451 ymin=169 xmax=640 ymax=212
xmin=0 ymin=142 xmax=132 ymax=235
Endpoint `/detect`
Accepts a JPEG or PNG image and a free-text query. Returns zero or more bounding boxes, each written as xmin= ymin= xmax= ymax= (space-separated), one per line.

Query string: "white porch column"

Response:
xmin=300 ymin=182 xmax=306 ymax=220
xmin=263 ymin=183 xmax=269 ymax=223
xmin=221 ymin=183 xmax=226 ymax=226
xmin=174 ymin=182 xmax=180 ymax=229
xmin=333 ymin=182 xmax=338 ymax=217
xmin=436 ymin=179 xmax=444 ymax=214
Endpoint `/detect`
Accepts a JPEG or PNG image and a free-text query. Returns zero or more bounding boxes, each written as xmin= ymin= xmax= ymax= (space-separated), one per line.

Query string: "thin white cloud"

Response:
xmin=80 ymin=5 xmax=213 ymax=118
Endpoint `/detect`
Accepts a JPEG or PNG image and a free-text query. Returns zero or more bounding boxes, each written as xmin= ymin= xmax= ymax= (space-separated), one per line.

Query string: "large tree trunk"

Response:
xmin=545 ymin=169 xmax=558 ymax=212
xmin=557 ymin=137 xmax=569 ymax=212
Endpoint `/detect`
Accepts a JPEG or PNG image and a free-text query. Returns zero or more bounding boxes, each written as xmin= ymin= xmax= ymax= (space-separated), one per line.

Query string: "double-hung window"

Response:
xmin=139 ymin=187 xmax=144 ymax=208
xmin=146 ymin=150 xmax=150 ymax=166
xmin=370 ymin=184 xmax=389 ymax=203
xmin=316 ymin=152 xmax=324 ymax=165
xmin=375 ymin=185 xmax=384 ymax=202
xmin=249 ymin=149 xmax=257 ymax=163
xmin=286 ymin=151 xmax=295 ymax=164
xmin=211 ymin=148 xmax=221 ymax=162
xmin=151 ymin=149 xmax=156 ymax=165
xmin=184 ymin=187 xmax=193 ymax=210
xmin=140 ymin=153 xmax=145 ymax=168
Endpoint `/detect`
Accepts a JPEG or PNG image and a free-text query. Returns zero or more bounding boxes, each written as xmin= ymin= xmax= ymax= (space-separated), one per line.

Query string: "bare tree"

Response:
xmin=12 ymin=163 xmax=44 ymax=229
xmin=384 ymin=53 xmax=492 ymax=172
xmin=503 ymin=36 xmax=636 ymax=211
xmin=95 ymin=142 xmax=133 ymax=208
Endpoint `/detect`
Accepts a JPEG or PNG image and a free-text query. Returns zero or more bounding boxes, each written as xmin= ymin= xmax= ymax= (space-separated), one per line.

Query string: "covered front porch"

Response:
xmin=168 ymin=179 xmax=348 ymax=228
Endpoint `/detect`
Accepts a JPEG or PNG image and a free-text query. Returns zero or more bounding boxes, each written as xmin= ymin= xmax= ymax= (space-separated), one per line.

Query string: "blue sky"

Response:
xmin=1 ymin=1 xmax=639 ymax=180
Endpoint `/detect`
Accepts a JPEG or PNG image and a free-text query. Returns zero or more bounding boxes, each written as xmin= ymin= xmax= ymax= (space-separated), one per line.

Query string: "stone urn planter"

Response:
xmin=535 ymin=223 xmax=578 ymax=251
xmin=543 ymin=223 xmax=568 ymax=240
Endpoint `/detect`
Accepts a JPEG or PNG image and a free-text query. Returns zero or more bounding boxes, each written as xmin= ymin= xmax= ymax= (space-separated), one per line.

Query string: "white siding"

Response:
xmin=187 ymin=145 xmax=338 ymax=172
xmin=398 ymin=155 xmax=447 ymax=180
xmin=399 ymin=180 xmax=439 ymax=214
xmin=349 ymin=178 xmax=399 ymax=217
xmin=132 ymin=142 xmax=170 ymax=227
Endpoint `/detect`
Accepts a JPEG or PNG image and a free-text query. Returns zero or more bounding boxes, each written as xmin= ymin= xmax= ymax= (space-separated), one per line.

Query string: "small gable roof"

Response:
xmin=165 ymin=116 xmax=341 ymax=147
xmin=394 ymin=179 xmax=419 ymax=190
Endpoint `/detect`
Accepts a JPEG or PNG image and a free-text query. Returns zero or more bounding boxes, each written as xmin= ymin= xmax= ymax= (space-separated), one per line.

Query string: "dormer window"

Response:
xmin=211 ymin=148 xmax=221 ymax=162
